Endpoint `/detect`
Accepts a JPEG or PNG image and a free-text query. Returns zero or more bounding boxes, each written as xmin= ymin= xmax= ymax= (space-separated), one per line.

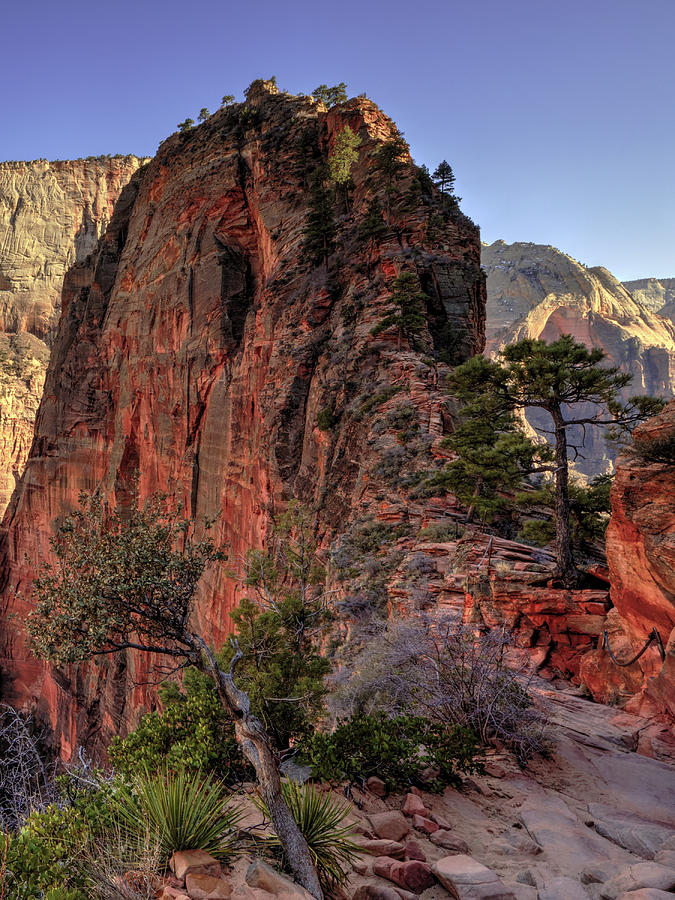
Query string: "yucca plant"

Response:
xmin=254 ymin=781 xmax=361 ymax=892
xmin=112 ymin=767 xmax=243 ymax=863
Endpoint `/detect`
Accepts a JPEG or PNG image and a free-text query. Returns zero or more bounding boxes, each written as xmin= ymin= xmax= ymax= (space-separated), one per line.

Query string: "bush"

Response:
xmin=255 ymin=780 xmax=361 ymax=891
xmin=109 ymin=668 xmax=247 ymax=781
xmin=418 ymin=522 xmax=463 ymax=542
xmin=629 ymin=430 xmax=675 ymax=466
xmin=316 ymin=406 xmax=336 ymax=432
xmin=112 ymin=767 xmax=243 ymax=864
xmin=298 ymin=713 xmax=480 ymax=792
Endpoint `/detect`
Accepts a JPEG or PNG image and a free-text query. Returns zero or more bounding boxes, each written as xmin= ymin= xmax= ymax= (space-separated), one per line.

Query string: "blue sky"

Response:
xmin=2 ymin=0 xmax=673 ymax=280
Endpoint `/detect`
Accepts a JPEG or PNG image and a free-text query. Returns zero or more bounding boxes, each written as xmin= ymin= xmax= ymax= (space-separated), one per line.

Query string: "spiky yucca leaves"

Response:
xmin=113 ymin=767 xmax=243 ymax=863
xmin=254 ymin=781 xmax=361 ymax=892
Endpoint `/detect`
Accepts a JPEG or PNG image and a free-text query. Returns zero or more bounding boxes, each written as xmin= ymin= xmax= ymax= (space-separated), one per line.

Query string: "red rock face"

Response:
xmin=0 ymin=82 xmax=485 ymax=757
xmin=599 ymin=401 xmax=675 ymax=717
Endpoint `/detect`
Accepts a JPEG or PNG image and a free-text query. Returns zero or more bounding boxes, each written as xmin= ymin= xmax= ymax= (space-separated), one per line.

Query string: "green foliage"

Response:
xmin=221 ymin=94 xmax=236 ymax=107
xmin=298 ymin=714 xmax=480 ymax=792
xmin=358 ymin=197 xmax=387 ymax=246
xmin=303 ymin=167 xmax=336 ymax=264
xmin=113 ymin=767 xmax=243 ymax=864
xmin=519 ymin=518 xmax=556 ymax=546
xmin=312 ymin=83 xmax=348 ymax=107
xmin=255 ymin=781 xmax=361 ymax=891
xmin=370 ymin=271 xmax=428 ymax=349
xmin=418 ymin=521 xmax=463 ymax=542
xmin=222 ymin=503 xmax=331 ymax=749
xmin=375 ymin=133 xmax=408 ymax=189
xmin=177 ymin=118 xmax=194 ymax=132
xmin=328 ymin=126 xmax=360 ymax=191
xmin=28 ymin=492 xmax=224 ymax=665
xmin=354 ymin=384 xmax=401 ymax=419
xmin=628 ymin=426 xmax=675 ymax=465
xmin=198 ymin=107 xmax=211 ymax=122
xmin=316 ymin=406 xmax=336 ymax=432
xmin=432 ymin=160 xmax=456 ymax=196
xmin=518 ymin=474 xmax=613 ymax=545
xmin=109 ymin=668 xmax=247 ymax=781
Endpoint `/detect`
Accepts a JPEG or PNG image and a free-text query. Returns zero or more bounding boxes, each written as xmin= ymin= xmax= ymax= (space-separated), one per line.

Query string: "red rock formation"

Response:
xmin=587 ymin=401 xmax=675 ymax=717
xmin=0 ymin=81 xmax=485 ymax=757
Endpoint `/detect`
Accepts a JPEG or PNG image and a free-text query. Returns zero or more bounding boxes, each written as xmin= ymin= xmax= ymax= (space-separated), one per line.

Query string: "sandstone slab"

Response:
xmin=600 ymin=862 xmax=675 ymax=899
xmin=432 ymin=854 xmax=516 ymax=899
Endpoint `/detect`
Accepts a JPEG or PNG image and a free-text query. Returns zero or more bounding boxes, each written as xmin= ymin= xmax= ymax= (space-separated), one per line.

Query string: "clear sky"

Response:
xmin=2 ymin=0 xmax=673 ymax=281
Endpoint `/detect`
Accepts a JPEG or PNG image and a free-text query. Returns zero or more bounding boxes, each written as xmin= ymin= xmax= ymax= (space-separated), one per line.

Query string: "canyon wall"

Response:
xmin=0 ymin=81 xmax=485 ymax=756
xmin=0 ymin=156 xmax=147 ymax=512
xmin=586 ymin=400 xmax=675 ymax=719
xmin=623 ymin=277 xmax=675 ymax=320
xmin=482 ymin=241 xmax=675 ymax=476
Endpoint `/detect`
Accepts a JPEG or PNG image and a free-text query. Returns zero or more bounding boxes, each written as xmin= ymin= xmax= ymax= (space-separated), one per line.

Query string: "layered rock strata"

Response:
xmin=0 ymin=156 xmax=147 ymax=511
xmin=0 ymin=81 xmax=485 ymax=756
xmin=482 ymin=241 xmax=675 ymax=476
xmin=624 ymin=277 xmax=675 ymax=320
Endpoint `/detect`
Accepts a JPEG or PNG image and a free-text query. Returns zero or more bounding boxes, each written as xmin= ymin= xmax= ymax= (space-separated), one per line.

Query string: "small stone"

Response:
xmin=411 ymin=814 xmax=438 ymax=835
xmin=429 ymin=812 xmax=453 ymax=830
xmin=351 ymin=885 xmax=400 ymax=900
xmin=352 ymin=858 xmax=370 ymax=876
xmin=158 ymin=889 xmax=191 ymax=900
xmin=367 ymin=776 xmax=387 ymax=797
xmin=170 ymin=851 xmax=222 ymax=881
xmin=368 ymin=812 xmax=410 ymax=842
xmin=245 ymin=859 xmax=312 ymax=899
xmin=404 ymin=840 xmax=426 ymax=862
xmin=186 ymin=873 xmax=233 ymax=899
xmin=402 ymin=793 xmax=427 ymax=817
xmin=373 ymin=857 xmax=397 ymax=880
xmin=516 ymin=871 xmax=536 ymax=887
xmin=484 ymin=763 xmax=507 ymax=779
xmin=430 ymin=830 xmax=470 ymax=854
xmin=353 ymin=838 xmax=406 ymax=859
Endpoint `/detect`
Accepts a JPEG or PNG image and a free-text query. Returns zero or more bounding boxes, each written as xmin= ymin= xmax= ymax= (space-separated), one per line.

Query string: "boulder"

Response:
xmin=170 ymin=851 xmax=222 ymax=881
xmin=432 ymin=855 xmax=516 ymax=899
xmin=352 ymin=885 xmax=401 ymax=900
xmin=245 ymin=859 xmax=313 ymax=900
xmin=588 ymin=803 xmax=675 ymax=859
xmin=404 ymin=840 xmax=426 ymax=862
xmin=411 ymin=815 xmax=438 ymax=835
xmin=430 ymin=830 xmax=470 ymax=854
xmin=615 ymin=891 xmax=675 ymax=899
xmin=353 ymin=838 xmax=406 ymax=859
xmin=366 ymin=777 xmax=388 ymax=798
xmin=368 ymin=812 xmax=410 ymax=842
xmin=536 ymin=875 xmax=589 ymax=899
xmin=186 ymin=873 xmax=233 ymax=899
xmin=158 ymin=888 xmax=192 ymax=900
xmin=600 ymin=862 xmax=675 ymax=899
xmin=402 ymin=794 xmax=427 ymax=817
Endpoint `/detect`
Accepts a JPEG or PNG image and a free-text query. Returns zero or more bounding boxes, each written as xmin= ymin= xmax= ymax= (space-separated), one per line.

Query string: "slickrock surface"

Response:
xmin=0 ymin=81 xmax=485 ymax=755
xmin=597 ymin=401 xmax=675 ymax=718
xmin=0 ymin=156 xmax=146 ymax=511
xmin=624 ymin=277 xmax=675 ymax=320
xmin=482 ymin=241 xmax=675 ymax=476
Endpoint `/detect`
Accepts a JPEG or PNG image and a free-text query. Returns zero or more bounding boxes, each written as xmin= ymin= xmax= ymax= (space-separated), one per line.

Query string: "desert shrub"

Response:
xmin=629 ymin=430 xmax=675 ymax=466
xmin=112 ymin=767 xmax=243 ymax=864
xmin=298 ymin=713 xmax=480 ymax=792
xmin=0 ymin=704 xmax=56 ymax=830
xmin=254 ymin=780 xmax=361 ymax=892
xmin=316 ymin=406 xmax=336 ymax=432
xmin=418 ymin=522 xmax=463 ymax=542
xmin=371 ymin=446 xmax=406 ymax=483
xmin=327 ymin=618 xmax=548 ymax=764
xmin=108 ymin=668 xmax=246 ymax=781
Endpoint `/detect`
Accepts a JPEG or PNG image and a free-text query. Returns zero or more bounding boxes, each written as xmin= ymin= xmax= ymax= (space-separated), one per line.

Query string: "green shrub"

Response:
xmin=254 ymin=780 xmax=361 ymax=891
xmin=418 ymin=522 xmax=463 ymax=542
xmin=298 ymin=714 xmax=480 ymax=792
xmin=113 ymin=767 xmax=243 ymax=864
xmin=109 ymin=668 xmax=247 ymax=781
xmin=316 ymin=406 xmax=336 ymax=432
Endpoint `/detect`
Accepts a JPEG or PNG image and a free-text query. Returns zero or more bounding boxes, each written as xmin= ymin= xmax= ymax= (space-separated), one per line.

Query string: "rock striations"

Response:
xmin=0 ymin=156 xmax=147 ymax=512
xmin=482 ymin=240 xmax=675 ymax=475
xmin=0 ymin=82 xmax=485 ymax=755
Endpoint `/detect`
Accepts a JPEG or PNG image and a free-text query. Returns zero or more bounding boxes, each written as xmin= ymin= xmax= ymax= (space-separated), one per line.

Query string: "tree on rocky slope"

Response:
xmin=312 ymin=83 xmax=348 ymax=107
xmin=371 ymin=271 xmax=428 ymax=350
xmin=448 ymin=336 xmax=664 ymax=585
xmin=27 ymin=493 xmax=326 ymax=899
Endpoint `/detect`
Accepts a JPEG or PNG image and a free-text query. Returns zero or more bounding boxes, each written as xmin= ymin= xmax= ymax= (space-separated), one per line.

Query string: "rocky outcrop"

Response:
xmin=587 ymin=401 xmax=675 ymax=718
xmin=0 ymin=81 xmax=485 ymax=756
xmin=624 ymin=278 xmax=675 ymax=320
xmin=482 ymin=241 xmax=675 ymax=476
xmin=0 ymin=156 xmax=146 ymax=512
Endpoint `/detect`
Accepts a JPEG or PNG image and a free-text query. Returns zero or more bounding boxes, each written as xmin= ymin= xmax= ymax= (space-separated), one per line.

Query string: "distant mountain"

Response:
xmin=482 ymin=240 xmax=675 ymax=476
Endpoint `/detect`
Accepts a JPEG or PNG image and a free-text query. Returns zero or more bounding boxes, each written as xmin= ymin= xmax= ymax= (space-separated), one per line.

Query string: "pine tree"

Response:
xmin=303 ymin=167 xmax=336 ymax=265
xmin=221 ymin=94 xmax=235 ymax=107
xmin=198 ymin=108 xmax=211 ymax=122
xmin=375 ymin=133 xmax=408 ymax=223
xmin=371 ymin=271 xmax=428 ymax=350
xmin=432 ymin=160 xmax=455 ymax=195
xmin=177 ymin=118 xmax=194 ymax=133
xmin=328 ymin=125 xmax=360 ymax=189
xmin=312 ymin=83 xmax=348 ymax=107
xmin=448 ymin=338 xmax=665 ymax=584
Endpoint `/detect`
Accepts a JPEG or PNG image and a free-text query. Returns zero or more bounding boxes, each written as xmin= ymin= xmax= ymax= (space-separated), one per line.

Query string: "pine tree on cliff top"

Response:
xmin=447 ymin=336 xmax=665 ymax=585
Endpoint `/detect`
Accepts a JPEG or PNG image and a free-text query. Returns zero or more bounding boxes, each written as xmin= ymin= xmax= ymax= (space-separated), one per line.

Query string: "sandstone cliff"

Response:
xmin=0 ymin=156 xmax=147 ymax=512
xmin=0 ymin=82 xmax=485 ymax=756
xmin=623 ymin=276 xmax=675 ymax=320
xmin=583 ymin=400 xmax=675 ymax=718
xmin=482 ymin=240 xmax=675 ymax=475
